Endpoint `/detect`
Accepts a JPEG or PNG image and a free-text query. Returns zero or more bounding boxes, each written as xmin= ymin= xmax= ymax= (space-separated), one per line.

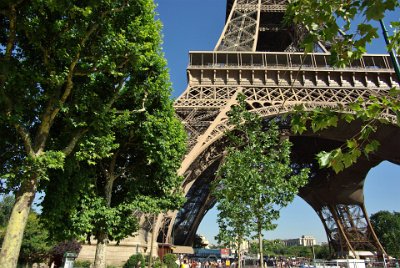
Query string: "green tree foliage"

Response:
xmin=74 ymin=260 xmax=92 ymax=268
xmin=123 ymin=254 xmax=146 ymax=268
xmin=315 ymin=244 xmax=330 ymax=259
xmin=370 ymin=211 xmax=400 ymax=258
xmin=285 ymin=0 xmax=400 ymax=173
xmin=18 ymin=212 xmax=53 ymax=266
xmin=250 ymin=240 xmax=329 ymax=259
xmin=213 ymin=95 xmax=310 ymax=268
xmin=0 ymin=0 xmax=186 ymax=267
xmin=0 ymin=195 xmax=14 ymax=227
xmin=286 ymin=0 xmax=400 ymax=66
xmin=163 ymin=254 xmax=178 ymax=268
xmin=249 ymin=240 xmax=285 ymax=256
xmin=1 ymin=197 xmax=53 ymax=266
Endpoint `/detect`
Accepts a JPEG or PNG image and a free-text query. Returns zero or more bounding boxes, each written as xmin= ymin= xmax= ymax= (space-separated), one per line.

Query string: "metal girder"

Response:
xmin=216 ymin=0 xmax=261 ymax=51
xmin=220 ymin=0 xmax=310 ymax=52
xmin=317 ymin=204 xmax=387 ymax=258
xmin=159 ymin=0 xmax=400 ymax=258
xmin=174 ymin=52 xmax=398 ymax=165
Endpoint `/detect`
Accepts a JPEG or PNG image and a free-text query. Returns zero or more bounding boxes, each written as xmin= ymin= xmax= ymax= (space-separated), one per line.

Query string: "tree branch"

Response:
xmin=106 ymin=77 xmax=127 ymax=109
xmin=5 ymin=4 xmax=17 ymax=60
xmin=117 ymin=57 xmax=130 ymax=69
xmin=104 ymin=76 xmax=147 ymax=114
xmin=34 ymin=22 xmax=100 ymax=153
xmin=114 ymin=91 xmax=148 ymax=114
xmin=3 ymin=0 xmax=28 ymax=53
xmin=14 ymin=124 xmax=34 ymax=157
xmin=62 ymin=128 xmax=88 ymax=156
xmin=33 ymin=4 xmax=131 ymax=154
xmin=51 ymin=21 xmax=101 ymax=112
xmin=74 ymin=66 xmax=98 ymax=76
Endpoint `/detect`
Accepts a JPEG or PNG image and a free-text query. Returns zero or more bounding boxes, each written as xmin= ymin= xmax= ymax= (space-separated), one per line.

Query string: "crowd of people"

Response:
xmin=179 ymin=259 xmax=237 ymax=268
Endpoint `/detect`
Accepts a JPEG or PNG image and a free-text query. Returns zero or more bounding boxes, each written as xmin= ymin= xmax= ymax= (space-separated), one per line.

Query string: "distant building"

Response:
xmin=282 ymin=235 xmax=316 ymax=246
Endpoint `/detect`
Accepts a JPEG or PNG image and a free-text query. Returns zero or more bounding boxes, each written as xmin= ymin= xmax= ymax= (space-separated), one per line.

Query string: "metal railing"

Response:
xmin=188 ymin=52 xmax=397 ymax=71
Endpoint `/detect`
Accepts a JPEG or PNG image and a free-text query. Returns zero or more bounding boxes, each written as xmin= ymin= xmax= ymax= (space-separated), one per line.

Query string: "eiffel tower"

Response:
xmin=160 ymin=0 xmax=400 ymax=258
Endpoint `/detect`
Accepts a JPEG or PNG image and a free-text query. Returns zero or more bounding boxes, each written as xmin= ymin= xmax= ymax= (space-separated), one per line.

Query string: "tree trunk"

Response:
xmin=0 ymin=177 xmax=37 ymax=268
xmin=258 ymin=223 xmax=264 ymax=268
xmin=237 ymin=242 xmax=242 ymax=268
xmin=94 ymin=232 xmax=108 ymax=268
xmin=148 ymin=215 xmax=158 ymax=268
xmin=93 ymin=174 xmax=114 ymax=268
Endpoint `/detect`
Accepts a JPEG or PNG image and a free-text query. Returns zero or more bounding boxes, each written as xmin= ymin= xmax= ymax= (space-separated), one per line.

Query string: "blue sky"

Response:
xmin=154 ymin=0 xmax=400 ymax=244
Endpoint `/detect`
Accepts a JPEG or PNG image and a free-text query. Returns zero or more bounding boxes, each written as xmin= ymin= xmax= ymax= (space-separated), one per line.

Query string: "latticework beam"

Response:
xmin=163 ymin=1 xmax=400 ymax=257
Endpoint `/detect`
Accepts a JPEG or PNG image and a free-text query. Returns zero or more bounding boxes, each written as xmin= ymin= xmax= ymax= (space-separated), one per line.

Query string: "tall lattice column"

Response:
xmin=317 ymin=204 xmax=387 ymax=258
xmin=215 ymin=0 xmax=261 ymax=51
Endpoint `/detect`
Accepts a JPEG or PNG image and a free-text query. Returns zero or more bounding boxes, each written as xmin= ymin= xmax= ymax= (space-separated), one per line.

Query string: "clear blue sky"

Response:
xmin=154 ymin=0 xmax=400 ymax=245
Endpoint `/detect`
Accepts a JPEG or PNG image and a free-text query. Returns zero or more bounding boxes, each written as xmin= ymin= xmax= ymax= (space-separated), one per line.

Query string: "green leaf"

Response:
xmin=364 ymin=140 xmax=380 ymax=155
xmin=316 ymin=151 xmax=332 ymax=168
xmin=346 ymin=139 xmax=358 ymax=149
xmin=342 ymin=113 xmax=355 ymax=123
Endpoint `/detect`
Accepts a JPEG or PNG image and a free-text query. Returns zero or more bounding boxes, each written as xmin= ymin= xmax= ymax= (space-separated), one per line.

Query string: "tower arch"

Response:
xmin=168 ymin=0 xmax=400 ymax=258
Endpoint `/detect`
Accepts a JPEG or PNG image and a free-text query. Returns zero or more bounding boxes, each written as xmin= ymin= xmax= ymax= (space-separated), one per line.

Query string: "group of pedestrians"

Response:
xmin=180 ymin=259 xmax=237 ymax=268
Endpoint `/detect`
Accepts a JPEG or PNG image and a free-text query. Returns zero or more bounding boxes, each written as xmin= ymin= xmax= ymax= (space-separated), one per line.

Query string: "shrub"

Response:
xmin=49 ymin=240 xmax=82 ymax=267
xmin=163 ymin=254 xmax=178 ymax=268
xmin=123 ymin=253 xmax=145 ymax=268
xmin=75 ymin=260 xmax=92 ymax=268
xmin=153 ymin=258 xmax=162 ymax=268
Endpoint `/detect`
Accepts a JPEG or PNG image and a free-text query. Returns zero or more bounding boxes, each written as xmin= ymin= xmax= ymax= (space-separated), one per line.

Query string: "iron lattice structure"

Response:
xmin=160 ymin=0 xmax=400 ymax=258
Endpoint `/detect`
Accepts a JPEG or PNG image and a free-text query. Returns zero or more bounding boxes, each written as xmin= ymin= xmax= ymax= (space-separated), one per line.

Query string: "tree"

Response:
xmin=214 ymin=197 xmax=252 ymax=268
xmin=285 ymin=0 xmax=400 ymax=173
xmin=163 ymin=253 xmax=178 ymax=268
xmin=213 ymin=95 xmax=310 ymax=268
xmin=1 ymin=209 xmax=53 ymax=267
xmin=39 ymin=2 xmax=185 ymax=268
xmin=249 ymin=239 xmax=285 ymax=257
xmin=0 ymin=195 xmax=14 ymax=228
xmin=286 ymin=0 xmax=400 ymax=68
xmin=0 ymin=0 xmax=186 ymax=267
xmin=314 ymin=244 xmax=330 ymax=259
xmin=41 ymin=96 xmax=186 ymax=268
xmin=123 ymin=254 xmax=146 ymax=268
xmin=1 ymin=196 xmax=52 ymax=266
xmin=250 ymin=240 xmax=329 ymax=259
xmin=370 ymin=211 xmax=400 ymax=258
xmin=18 ymin=212 xmax=53 ymax=267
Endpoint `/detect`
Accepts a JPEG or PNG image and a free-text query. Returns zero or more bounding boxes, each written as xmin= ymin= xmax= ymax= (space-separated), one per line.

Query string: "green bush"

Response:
xmin=124 ymin=253 xmax=145 ymax=268
xmin=148 ymin=256 xmax=162 ymax=268
xmin=74 ymin=260 xmax=92 ymax=268
xmin=153 ymin=258 xmax=163 ymax=268
xmin=163 ymin=254 xmax=178 ymax=268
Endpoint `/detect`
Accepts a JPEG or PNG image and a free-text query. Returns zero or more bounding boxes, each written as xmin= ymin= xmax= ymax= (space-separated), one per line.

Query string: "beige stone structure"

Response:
xmin=283 ymin=235 xmax=317 ymax=247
